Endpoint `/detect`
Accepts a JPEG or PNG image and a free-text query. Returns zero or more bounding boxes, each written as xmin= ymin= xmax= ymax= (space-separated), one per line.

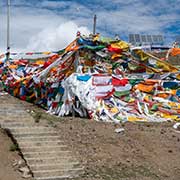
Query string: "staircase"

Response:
xmin=0 ymin=94 xmax=83 ymax=180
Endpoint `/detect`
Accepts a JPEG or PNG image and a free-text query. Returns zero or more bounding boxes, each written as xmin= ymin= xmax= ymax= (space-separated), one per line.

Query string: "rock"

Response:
xmin=12 ymin=159 xmax=18 ymax=167
xmin=12 ymin=159 xmax=25 ymax=168
xmin=18 ymin=160 xmax=26 ymax=167
xmin=173 ymin=123 xmax=180 ymax=131
xmin=19 ymin=166 xmax=30 ymax=173
xmin=115 ymin=128 xmax=125 ymax=133
xmin=18 ymin=166 xmax=32 ymax=178
xmin=22 ymin=173 xmax=32 ymax=179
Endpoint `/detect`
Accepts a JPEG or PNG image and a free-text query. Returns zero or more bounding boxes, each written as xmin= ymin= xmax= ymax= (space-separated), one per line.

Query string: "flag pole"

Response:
xmin=93 ymin=14 xmax=97 ymax=35
xmin=6 ymin=0 xmax=10 ymax=61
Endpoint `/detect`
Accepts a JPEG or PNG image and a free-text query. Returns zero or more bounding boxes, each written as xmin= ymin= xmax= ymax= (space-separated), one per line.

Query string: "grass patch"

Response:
xmin=9 ymin=143 xmax=19 ymax=152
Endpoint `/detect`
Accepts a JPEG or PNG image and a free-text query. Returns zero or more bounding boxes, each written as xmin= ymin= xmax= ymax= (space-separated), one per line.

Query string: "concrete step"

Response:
xmin=20 ymin=145 xmax=67 ymax=152
xmin=8 ymin=127 xmax=54 ymax=133
xmin=0 ymin=122 xmax=36 ymax=128
xmin=30 ymin=162 xmax=80 ymax=171
xmin=16 ymin=136 xmax=61 ymax=142
xmin=33 ymin=168 xmax=84 ymax=178
xmin=0 ymin=107 xmax=22 ymax=109
xmin=0 ymin=109 xmax=27 ymax=112
xmin=0 ymin=105 xmax=25 ymax=108
xmin=0 ymin=116 xmax=30 ymax=119
xmin=0 ymin=119 xmax=33 ymax=123
xmin=23 ymin=151 xmax=71 ymax=158
xmin=35 ymin=175 xmax=75 ymax=180
xmin=0 ymin=95 xmax=84 ymax=179
xmin=0 ymin=116 xmax=32 ymax=120
xmin=0 ymin=119 xmax=32 ymax=123
xmin=26 ymin=157 xmax=76 ymax=165
xmin=1 ymin=112 xmax=31 ymax=115
xmin=13 ymin=132 xmax=59 ymax=138
xmin=18 ymin=140 xmax=63 ymax=147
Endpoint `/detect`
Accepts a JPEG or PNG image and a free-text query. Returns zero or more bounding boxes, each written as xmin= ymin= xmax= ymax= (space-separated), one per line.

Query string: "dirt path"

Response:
xmin=0 ymin=129 xmax=24 ymax=180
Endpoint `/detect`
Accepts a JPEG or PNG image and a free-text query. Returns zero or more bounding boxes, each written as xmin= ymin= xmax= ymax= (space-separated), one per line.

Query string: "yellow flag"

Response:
xmin=111 ymin=41 xmax=129 ymax=50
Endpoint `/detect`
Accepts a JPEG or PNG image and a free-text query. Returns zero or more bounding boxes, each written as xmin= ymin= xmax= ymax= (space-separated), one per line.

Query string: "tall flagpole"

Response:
xmin=93 ymin=14 xmax=97 ymax=35
xmin=6 ymin=0 xmax=10 ymax=61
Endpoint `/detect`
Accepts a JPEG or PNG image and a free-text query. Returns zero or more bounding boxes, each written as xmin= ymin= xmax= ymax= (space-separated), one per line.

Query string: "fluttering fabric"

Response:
xmin=0 ymin=34 xmax=180 ymax=123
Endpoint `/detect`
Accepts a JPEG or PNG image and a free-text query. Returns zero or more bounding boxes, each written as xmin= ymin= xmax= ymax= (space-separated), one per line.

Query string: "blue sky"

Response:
xmin=0 ymin=0 xmax=180 ymax=52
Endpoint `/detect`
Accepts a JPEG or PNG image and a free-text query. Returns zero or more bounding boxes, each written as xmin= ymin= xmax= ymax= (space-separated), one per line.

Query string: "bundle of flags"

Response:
xmin=0 ymin=34 xmax=180 ymax=122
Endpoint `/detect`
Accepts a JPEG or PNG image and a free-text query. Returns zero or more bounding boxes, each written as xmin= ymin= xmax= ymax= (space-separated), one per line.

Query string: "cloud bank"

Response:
xmin=0 ymin=0 xmax=179 ymax=52
xmin=26 ymin=21 xmax=90 ymax=51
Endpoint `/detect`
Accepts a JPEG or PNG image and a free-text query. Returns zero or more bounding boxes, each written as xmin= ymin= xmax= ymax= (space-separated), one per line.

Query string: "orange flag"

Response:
xmin=171 ymin=48 xmax=180 ymax=56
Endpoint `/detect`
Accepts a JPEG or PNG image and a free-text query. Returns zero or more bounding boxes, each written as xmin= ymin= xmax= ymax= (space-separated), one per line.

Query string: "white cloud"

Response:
xmin=26 ymin=21 xmax=90 ymax=51
xmin=0 ymin=0 xmax=179 ymax=53
xmin=0 ymin=3 xmax=90 ymax=53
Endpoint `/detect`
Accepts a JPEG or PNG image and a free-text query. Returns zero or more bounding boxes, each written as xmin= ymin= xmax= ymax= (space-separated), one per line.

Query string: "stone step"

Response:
xmin=33 ymin=168 xmax=84 ymax=178
xmin=0 ymin=117 xmax=31 ymax=120
xmin=0 ymin=115 xmax=35 ymax=123
xmin=0 ymin=112 xmax=31 ymax=116
xmin=20 ymin=145 xmax=67 ymax=152
xmin=13 ymin=132 xmax=59 ymax=138
xmin=35 ymin=175 xmax=74 ymax=180
xmin=26 ymin=157 xmax=76 ymax=165
xmin=0 ymin=105 xmax=25 ymax=108
xmin=0 ymin=117 xmax=32 ymax=120
xmin=0 ymin=109 xmax=26 ymax=113
xmin=0 ymin=107 xmax=26 ymax=110
xmin=23 ymin=151 xmax=71 ymax=158
xmin=1 ymin=123 xmax=47 ymax=127
xmin=18 ymin=140 xmax=63 ymax=147
xmin=7 ymin=127 xmax=54 ymax=133
xmin=1 ymin=105 xmax=24 ymax=109
xmin=16 ymin=135 xmax=61 ymax=142
xmin=0 ymin=119 xmax=33 ymax=123
xmin=0 ymin=122 xmax=36 ymax=128
xmin=0 ymin=95 xmax=84 ymax=179
xmin=1 ymin=122 xmax=34 ymax=127
xmin=0 ymin=108 xmax=26 ymax=111
xmin=30 ymin=162 xmax=80 ymax=171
